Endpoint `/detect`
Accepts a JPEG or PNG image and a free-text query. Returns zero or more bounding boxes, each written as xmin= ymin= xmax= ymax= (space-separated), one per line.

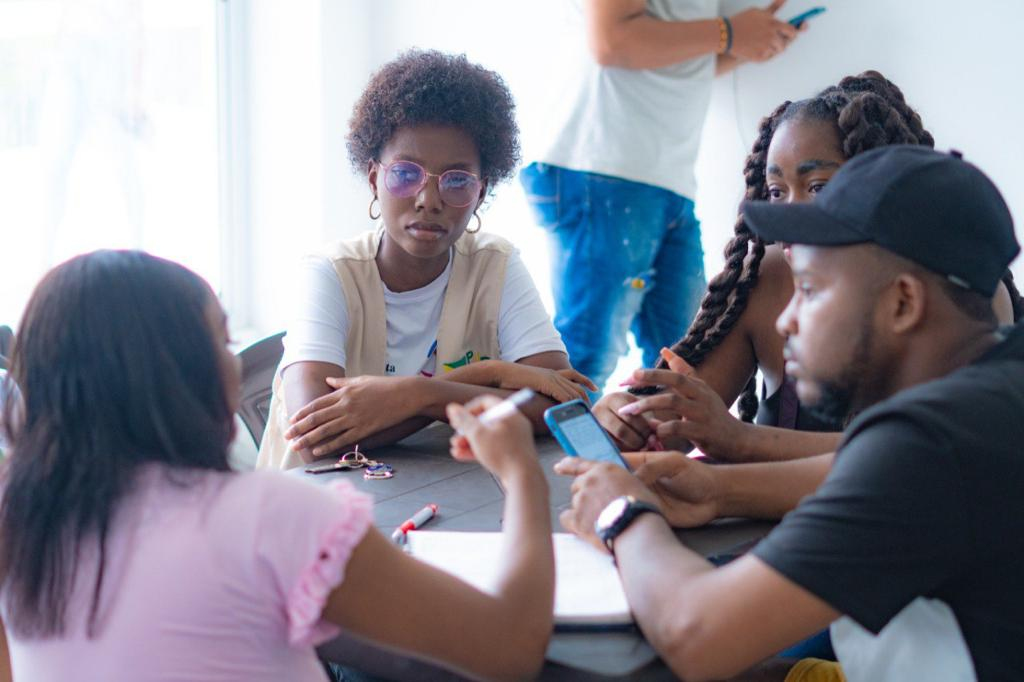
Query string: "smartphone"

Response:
xmin=787 ymin=6 xmax=825 ymax=27
xmin=544 ymin=400 xmax=630 ymax=470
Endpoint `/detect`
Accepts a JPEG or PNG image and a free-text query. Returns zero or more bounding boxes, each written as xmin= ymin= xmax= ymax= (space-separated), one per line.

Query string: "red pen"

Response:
xmin=391 ymin=503 xmax=438 ymax=543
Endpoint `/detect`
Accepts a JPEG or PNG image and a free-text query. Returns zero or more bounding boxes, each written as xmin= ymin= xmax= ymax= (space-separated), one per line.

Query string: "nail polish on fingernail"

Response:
xmin=618 ymin=405 xmax=639 ymax=416
xmin=618 ymin=378 xmax=636 ymax=387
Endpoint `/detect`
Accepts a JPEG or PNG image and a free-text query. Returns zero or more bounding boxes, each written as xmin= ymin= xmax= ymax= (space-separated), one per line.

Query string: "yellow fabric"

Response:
xmin=256 ymin=228 xmax=510 ymax=470
xmin=784 ymin=658 xmax=846 ymax=682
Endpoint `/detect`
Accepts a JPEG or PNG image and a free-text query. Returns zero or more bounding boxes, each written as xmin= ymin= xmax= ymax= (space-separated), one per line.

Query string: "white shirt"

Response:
xmin=832 ymin=598 xmax=977 ymax=681
xmin=532 ymin=0 xmax=719 ymax=198
xmin=281 ymin=249 xmax=566 ymax=377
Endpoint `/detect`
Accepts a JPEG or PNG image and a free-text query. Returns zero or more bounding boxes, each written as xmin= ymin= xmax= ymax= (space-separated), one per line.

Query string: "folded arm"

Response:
xmin=281 ymin=351 xmax=591 ymax=459
xmin=712 ymin=452 xmax=834 ymax=519
xmin=556 ymin=450 xmax=834 ymax=527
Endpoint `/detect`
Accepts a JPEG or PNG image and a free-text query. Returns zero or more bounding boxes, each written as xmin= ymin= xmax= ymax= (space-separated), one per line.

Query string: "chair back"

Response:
xmin=0 ymin=326 xmax=13 ymax=370
xmin=237 ymin=332 xmax=285 ymax=448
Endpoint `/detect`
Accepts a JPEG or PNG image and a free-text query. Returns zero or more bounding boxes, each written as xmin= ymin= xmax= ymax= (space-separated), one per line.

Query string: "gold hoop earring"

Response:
xmin=368 ymin=196 xmax=381 ymax=220
xmin=466 ymin=211 xmax=482 ymax=234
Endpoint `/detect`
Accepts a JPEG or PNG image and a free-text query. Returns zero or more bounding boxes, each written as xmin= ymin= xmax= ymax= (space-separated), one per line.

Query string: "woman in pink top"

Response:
xmin=0 ymin=250 xmax=554 ymax=681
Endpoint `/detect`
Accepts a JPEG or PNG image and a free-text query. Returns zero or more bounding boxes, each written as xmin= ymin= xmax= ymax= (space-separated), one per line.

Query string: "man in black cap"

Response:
xmin=558 ymin=145 xmax=1023 ymax=680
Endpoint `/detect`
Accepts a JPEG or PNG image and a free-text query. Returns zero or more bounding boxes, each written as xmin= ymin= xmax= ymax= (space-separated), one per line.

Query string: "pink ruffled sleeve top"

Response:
xmin=3 ymin=467 xmax=372 ymax=681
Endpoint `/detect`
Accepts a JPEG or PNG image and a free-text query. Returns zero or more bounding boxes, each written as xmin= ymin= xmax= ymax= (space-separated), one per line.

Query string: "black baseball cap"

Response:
xmin=742 ymin=145 xmax=1020 ymax=297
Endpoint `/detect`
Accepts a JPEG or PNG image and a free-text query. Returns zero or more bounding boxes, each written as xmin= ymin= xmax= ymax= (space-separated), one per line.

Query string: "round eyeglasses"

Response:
xmin=380 ymin=160 xmax=482 ymax=208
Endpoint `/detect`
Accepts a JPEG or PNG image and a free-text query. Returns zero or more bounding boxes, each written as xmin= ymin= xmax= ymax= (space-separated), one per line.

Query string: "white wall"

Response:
xmin=700 ymin=0 xmax=1024 ymax=280
xmin=244 ymin=1 xmax=324 ymax=334
xmin=242 ymin=0 xmax=1024 ymax=341
xmin=243 ymin=1 xmax=377 ymax=335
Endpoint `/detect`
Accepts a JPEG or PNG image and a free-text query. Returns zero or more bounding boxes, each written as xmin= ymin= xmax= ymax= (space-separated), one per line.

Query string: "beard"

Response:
xmin=802 ymin=317 xmax=878 ymax=425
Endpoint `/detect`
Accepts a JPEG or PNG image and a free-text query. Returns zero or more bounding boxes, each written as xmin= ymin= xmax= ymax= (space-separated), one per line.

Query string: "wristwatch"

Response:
xmin=595 ymin=495 xmax=663 ymax=553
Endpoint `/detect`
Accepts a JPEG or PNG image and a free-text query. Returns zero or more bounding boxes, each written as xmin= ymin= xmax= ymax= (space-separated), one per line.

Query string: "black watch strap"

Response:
xmin=596 ymin=496 xmax=663 ymax=553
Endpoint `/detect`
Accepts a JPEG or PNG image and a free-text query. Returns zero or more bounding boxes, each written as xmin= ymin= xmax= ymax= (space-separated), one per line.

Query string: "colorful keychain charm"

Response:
xmin=364 ymin=462 xmax=394 ymax=480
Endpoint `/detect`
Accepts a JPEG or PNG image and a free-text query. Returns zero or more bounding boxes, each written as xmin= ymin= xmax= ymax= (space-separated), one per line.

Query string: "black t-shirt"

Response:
xmin=754 ymin=323 xmax=1024 ymax=681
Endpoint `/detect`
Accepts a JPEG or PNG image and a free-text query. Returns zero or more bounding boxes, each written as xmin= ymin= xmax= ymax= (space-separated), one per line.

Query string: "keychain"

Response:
xmin=364 ymin=462 xmax=394 ymax=480
xmin=304 ymin=445 xmax=393 ymax=479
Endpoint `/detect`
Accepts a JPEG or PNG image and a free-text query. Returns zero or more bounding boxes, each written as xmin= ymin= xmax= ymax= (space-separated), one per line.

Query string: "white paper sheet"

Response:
xmin=405 ymin=531 xmax=633 ymax=626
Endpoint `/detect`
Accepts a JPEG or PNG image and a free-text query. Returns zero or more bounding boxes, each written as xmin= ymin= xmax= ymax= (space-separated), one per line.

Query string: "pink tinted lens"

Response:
xmin=383 ymin=161 xmax=425 ymax=198
xmin=438 ymin=171 xmax=480 ymax=207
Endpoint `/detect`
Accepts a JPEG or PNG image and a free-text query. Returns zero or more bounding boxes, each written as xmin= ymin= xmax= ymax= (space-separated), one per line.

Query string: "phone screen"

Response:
xmin=546 ymin=401 xmax=629 ymax=469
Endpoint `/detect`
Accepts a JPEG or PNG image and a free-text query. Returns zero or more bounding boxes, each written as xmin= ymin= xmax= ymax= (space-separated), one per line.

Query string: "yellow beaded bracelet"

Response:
xmin=717 ymin=16 xmax=733 ymax=55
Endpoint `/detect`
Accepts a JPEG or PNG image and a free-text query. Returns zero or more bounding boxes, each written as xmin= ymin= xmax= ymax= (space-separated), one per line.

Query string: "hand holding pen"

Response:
xmin=391 ymin=391 xmax=541 ymax=544
xmin=446 ymin=390 xmax=541 ymax=484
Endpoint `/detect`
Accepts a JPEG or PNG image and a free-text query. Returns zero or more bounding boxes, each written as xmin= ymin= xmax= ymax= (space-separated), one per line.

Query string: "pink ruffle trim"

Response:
xmin=286 ymin=479 xmax=373 ymax=647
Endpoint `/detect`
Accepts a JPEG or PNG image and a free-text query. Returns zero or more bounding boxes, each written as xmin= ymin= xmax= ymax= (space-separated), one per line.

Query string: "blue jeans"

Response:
xmin=778 ymin=629 xmax=836 ymax=661
xmin=520 ymin=163 xmax=706 ymax=392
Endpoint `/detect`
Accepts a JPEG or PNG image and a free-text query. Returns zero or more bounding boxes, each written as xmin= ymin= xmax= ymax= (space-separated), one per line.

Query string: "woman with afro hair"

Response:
xmin=593 ymin=70 xmax=1021 ymax=464
xmin=259 ymin=50 xmax=593 ymax=470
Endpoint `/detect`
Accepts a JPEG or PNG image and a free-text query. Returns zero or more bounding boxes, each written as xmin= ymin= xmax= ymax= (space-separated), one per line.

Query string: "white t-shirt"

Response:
xmin=531 ymin=0 xmax=719 ymax=199
xmin=281 ymin=249 xmax=566 ymax=377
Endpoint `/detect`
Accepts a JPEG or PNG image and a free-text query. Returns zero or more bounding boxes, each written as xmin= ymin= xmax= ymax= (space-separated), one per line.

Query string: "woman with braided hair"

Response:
xmin=594 ymin=70 xmax=1022 ymax=462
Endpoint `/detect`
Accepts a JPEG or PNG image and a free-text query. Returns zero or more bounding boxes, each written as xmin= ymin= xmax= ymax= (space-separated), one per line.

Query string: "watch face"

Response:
xmin=596 ymin=496 xmax=631 ymax=533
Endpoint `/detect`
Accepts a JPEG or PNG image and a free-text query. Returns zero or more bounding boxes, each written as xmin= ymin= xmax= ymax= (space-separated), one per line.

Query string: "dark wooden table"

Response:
xmin=299 ymin=423 xmax=773 ymax=680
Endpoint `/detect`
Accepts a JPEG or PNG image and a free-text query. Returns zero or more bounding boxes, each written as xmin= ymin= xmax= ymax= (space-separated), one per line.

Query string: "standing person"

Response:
xmin=0 ymin=250 xmax=555 ymax=681
xmin=557 ymin=147 xmax=1024 ymax=680
xmin=521 ymin=0 xmax=801 ymax=394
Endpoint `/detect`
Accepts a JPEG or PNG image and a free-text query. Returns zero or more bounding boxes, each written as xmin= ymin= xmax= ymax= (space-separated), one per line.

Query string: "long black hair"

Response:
xmin=0 ymin=250 xmax=235 ymax=637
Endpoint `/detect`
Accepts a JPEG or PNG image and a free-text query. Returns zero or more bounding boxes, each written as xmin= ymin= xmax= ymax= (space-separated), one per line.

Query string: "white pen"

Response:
xmin=477 ymin=388 xmax=536 ymax=425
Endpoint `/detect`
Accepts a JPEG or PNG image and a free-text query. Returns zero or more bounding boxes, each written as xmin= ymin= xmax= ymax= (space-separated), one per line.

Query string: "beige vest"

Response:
xmin=256 ymin=228 xmax=511 ymax=470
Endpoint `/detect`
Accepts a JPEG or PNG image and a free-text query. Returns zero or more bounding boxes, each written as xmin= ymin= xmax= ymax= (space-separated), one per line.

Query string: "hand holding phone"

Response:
xmin=544 ymin=400 xmax=631 ymax=470
xmin=787 ymin=6 xmax=825 ymax=28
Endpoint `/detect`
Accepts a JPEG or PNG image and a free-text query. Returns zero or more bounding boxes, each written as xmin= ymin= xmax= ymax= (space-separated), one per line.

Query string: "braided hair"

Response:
xmin=654 ymin=71 xmax=936 ymax=420
xmin=1003 ymin=270 xmax=1024 ymax=323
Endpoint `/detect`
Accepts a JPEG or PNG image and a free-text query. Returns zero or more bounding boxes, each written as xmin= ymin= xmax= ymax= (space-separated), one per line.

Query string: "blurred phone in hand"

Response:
xmin=544 ymin=400 xmax=630 ymax=470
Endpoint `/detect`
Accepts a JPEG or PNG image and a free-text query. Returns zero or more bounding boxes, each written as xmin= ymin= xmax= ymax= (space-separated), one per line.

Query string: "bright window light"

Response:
xmin=0 ymin=0 xmax=219 ymax=328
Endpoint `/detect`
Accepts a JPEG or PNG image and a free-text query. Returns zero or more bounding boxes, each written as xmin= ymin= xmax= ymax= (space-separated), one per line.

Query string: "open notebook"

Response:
xmin=405 ymin=531 xmax=633 ymax=628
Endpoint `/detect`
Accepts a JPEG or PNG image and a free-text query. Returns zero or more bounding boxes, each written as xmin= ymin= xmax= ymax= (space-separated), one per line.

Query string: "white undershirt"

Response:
xmin=832 ymin=598 xmax=976 ymax=681
xmin=280 ymin=249 xmax=566 ymax=377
